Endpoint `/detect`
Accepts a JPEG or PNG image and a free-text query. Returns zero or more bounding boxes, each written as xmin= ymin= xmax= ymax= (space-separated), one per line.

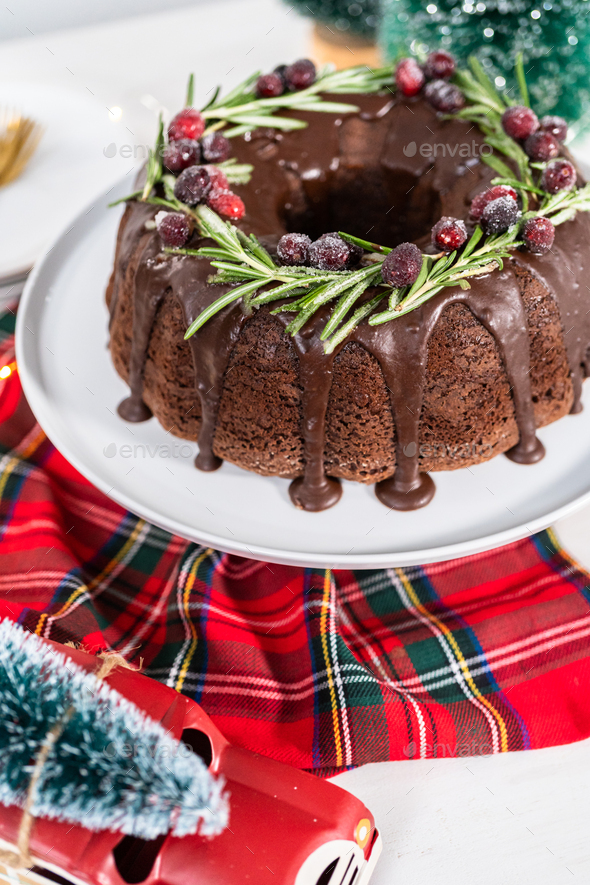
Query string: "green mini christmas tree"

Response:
xmin=289 ymin=0 xmax=380 ymax=39
xmin=380 ymin=0 xmax=590 ymax=130
xmin=0 ymin=619 xmax=228 ymax=844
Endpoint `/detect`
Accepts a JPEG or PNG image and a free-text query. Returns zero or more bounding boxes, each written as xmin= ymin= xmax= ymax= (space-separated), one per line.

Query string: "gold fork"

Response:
xmin=0 ymin=109 xmax=42 ymax=188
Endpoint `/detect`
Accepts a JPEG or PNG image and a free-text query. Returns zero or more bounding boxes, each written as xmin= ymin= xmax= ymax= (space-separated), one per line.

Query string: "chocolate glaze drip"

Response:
xmin=108 ymin=91 xmax=590 ymax=511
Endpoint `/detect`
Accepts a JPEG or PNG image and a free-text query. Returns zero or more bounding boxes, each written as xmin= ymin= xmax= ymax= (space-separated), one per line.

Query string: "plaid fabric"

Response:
xmin=1 ymin=307 xmax=590 ymax=774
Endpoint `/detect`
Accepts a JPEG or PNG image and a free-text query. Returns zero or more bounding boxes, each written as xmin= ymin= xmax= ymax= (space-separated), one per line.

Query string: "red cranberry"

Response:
xmin=162 ymin=139 xmax=201 ymax=173
xmin=522 ymin=217 xmax=555 ymax=254
xmin=540 ymin=115 xmax=568 ymax=144
xmin=155 ymin=211 xmax=192 ymax=248
xmin=481 ymin=196 xmax=520 ymax=233
xmin=174 ymin=165 xmax=211 ymax=205
xmin=381 ymin=242 xmax=423 ymax=287
xmin=308 ymin=236 xmax=350 ymax=271
xmin=395 ymin=58 xmax=425 ymax=97
xmin=318 ymin=232 xmax=362 ymax=268
xmin=501 ymin=105 xmax=539 ymax=141
xmin=200 ymin=133 xmax=231 ymax=163
xmin=541 ymin=158 xmax=577 ymax=194
xmin=524 ymin=131 xmax=560 ymax=161
xmin=256 ymin=72 xmax=284 ymax=98
xmin=277 ymin=233 xmax=311 ymax=266
xmin=284 ymin=59 xmax=316 ymax=91
xmin=424 ymin=50 xmax=456 ymax=80
xmin=470 ymin=185 xmax=518 ymax=221
xmin=168 ymin=108 xmax=205 ymax=142
xmin=424 ymin=79 xmax=464 ymax=112
xmin=207 ymin=189 xmax=245 ymax=219
xmin=205 ymin=165 xmax=229 ymax=190
xmin=431 ymin=217 xmax=468 ymax=252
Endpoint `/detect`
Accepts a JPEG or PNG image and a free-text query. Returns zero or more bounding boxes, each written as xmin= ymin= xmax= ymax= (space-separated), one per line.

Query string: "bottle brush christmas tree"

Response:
xmin=380 ymin=0 xmax=590 ymax=131
xmin=0 ymin=619 xmax=228 ymax=843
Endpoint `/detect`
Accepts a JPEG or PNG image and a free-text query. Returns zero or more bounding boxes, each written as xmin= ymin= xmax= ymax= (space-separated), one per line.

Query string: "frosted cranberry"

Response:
xmin=205 ymin=165 xmax=229 ymax=190
xmin=162 ymin=139 xmax=201 ymax=173
xmin=277 ymin=233 xmax=311 ymax=266
xmin=522 ymin=217 xmax=555 ymax=254
xmin=155 ymin=211 xmax=192 ymax=248
xmin=207 ymin=189 xmax=245 ymax=219
xmin=395 ymin=57 xmax=425 ymax=97
xmin=256 ymin=72 xmax=284 ymax=98
xmin=168 ymin=108 xmax=205 ymax=142
xmin=424 ymin=50 xmax=456 ymax=80
xmin=524 ymin=131 xmax=560 ymax=161
xmin=470 ymin=185 xmax=518 ymax=220
xmin=501 ymin=105 xmax=539 ymax=141
xmin=424 ymin=79 xmax=464 ymax=112
xmin=174 ymin=166 xmax=211 ymax=205
xmin=540 ymin=115 xmax=568 ymax=143
xmin=284 ymin=59 xmax=316 ymax=91
xmin=431 ymin=217 xmax=468 ymax=252
xmin=309 ymin=236 xmax=350 ymax=270
xmin=201 ymin=133 xmax=231 ymax=163
xmin=481 ymin=196 xmax=520 ymax=233
xmin=541 ymin=158 xmax=577 ymax=194
xmin=318 ymin=232 xmax=362 ymax=268
xmin=381 ymin=242 xmax=423 ymax=287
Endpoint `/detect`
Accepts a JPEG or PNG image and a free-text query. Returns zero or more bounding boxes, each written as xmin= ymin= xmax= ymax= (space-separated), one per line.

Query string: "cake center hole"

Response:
xmin=281 ymin=166 xmax=442 ymax=245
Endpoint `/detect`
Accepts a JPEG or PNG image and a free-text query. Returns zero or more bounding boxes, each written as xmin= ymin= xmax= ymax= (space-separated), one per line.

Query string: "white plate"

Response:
xmin=0 ymin=83 xmax=134 ymax=281
xmin=15 ymin=178 xmax=590 ymax=568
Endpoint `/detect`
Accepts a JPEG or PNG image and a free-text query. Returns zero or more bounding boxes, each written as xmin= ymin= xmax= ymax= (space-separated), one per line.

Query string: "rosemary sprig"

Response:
xmin=141 ymin=114 xmax=164 ymax=201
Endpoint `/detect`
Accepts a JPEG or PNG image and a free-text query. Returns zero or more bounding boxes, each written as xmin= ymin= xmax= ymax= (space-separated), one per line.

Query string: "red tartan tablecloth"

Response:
xmin=1 ymin=308 xmax=590 ymax=774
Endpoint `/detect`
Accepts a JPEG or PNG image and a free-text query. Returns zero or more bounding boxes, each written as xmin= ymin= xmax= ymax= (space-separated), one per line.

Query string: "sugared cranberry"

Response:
xmin=318 ymin=232 xmax=362 ymax=268
xmin=470 ymin=185 xmax=518 ymax=221
xmin=284 ymin=59 xmax=316 ymax=91
xmin=168 ymin=108 xmax=205 ymax=142
xmin=424 ymin=50 xmax=456 ymax=81
xmin=395 ymin=57 xmax=425 ymax=97
xmin=381 ymin=242 xmax=423 ymax=288
xmin=174 ymin=165 xmax=211 ymax=205
xmin=522 ymin=217 xmax=555 ymax=254
xmin=205 ymin=165 xmax=229 ymax=190
xmin=201 ymin=133 xmax=231 ymax=163
xmin=431 ymin=217 xmax=468 ymax=252
xmin=308 ymin=236 xmax=350 ymax=271
xmin=540 ymin=115 xmax=568 ymax=144
xmin=256 ymin=72 xmax=284 ymax=98
xmin=524 ymin=131 xmax=560 ymax=161
xmin=207 ymin=189 xmax=245 ymax=219
xmin=277 ymin=233 xmax=312 ymax=266
xmin=424 ymin=79 xmax=464 ymax=112
xmin=501 ymin=105 xmax=539 ymax=141
xmin=541 ymin=158 xmax=577 ymax=194
xmin=162 ymin=139 xmax=201 ymax=173
xmin=155 ymin=211 xmax=192 ymax=248
xmin=481 ymin=196 xmax=520 ymax=233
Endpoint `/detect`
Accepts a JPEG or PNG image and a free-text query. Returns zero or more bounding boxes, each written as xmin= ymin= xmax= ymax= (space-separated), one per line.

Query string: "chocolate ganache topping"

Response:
xmin=108 ymin=91 xmax=590 ymax=511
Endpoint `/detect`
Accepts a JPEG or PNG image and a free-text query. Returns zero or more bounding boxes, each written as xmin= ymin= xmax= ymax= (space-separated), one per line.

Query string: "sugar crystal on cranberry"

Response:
xmin=501 ymin=105 xmax=539 ymax=141
xmin=470 ymin=185 xmax=518 ymax=220
xmin=481 ymin=196 xmax=520 ymax=233
xmin=524 ymin=131 xmax=560 ymax=161
xmin=522 ymin=217 xmax=555 ymax=254
xmin=424 ymin=79 xmax=464 ymax=112
xmin=308 ymin=236 xmax=350 ymax=271
xmin=395 ymin=58 xmax=425 ymax=97
xmin=277 ymin=233 xmax=312 ymax=266
xmin=424 ymin=50 xmax=456 ymax=80
xmin=168 ymin=108 xmax=205 ymax=142
xmin=155 ymin=211 xmax=192 ymax=248
xmin=540 ymin=115 xmax=568 ymax=143
xmin=201 ymin=133 xmax=231 ymax=163
xmin=284 ymin=59 xmax=316 ymax=91
xmin=174 ymin=165 xmax=211 ymax=205
xmin=207 ymin=188 xmax=245 ymax=219
xmin=381 ymin=242 xmax=423 ymax=288
xmin=318 ymin=232 xmax=362 ymax=268
xmin=541 ymin=158 xmax=577 ymax=194
xmin=431 ymin=217 xmax=468 ymax=252
xmin=162 ymin=139 xmax=201 ymax=173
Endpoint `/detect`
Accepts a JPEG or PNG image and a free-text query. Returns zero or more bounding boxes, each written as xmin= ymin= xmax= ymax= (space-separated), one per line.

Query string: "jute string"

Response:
xmin=0 ymin=652 xmax=135 ymax=872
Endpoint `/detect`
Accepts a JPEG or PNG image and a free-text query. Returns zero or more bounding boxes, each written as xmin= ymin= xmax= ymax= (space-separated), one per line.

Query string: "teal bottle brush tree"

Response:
xmin=380 ymin=0 xmax=590 ymax=131
xmin=0 ymin=619 xmax=228 ymax=864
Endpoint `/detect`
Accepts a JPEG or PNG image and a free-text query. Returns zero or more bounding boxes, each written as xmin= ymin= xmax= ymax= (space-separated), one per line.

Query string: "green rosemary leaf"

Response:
xmin=141 ymin=113 xmax=164 ymax=200
xmin=320 ymin=275 xmax=378 ymax=340
xmin=292 ymin=100 xmax=360 ymax=114
xmin=337 ymin=232 xmax=392 ymax=254
xmin=491 ymin=176 xmax=545 ymax=195
xmin=460 ymin=227 xmax=484 ymax=259
xmin=405 ymin=255 xmax=431 ymax=297
xmin=209 ymin=261 xmax=266 ymax=279
xmin=195 ymin=247 xmax=238 ymax=261
xmin=468 ymin=57 xmax=506 ymax=111
xmin=184 ymin=278 xmax=261 ymax=339
xmin=221 ymin=124 xmax=252 ymax=138
xmin=247 ymin=234 xmax=276 ymax=269
xmin=218 ymin=114 xmax=308 ymax=131
xmin=221 ymin=163 xmax=254 ymax=185
xmin=481 ymin=154 xmax=515 ymax=179
xmin=389 ymin=286 xmax=403 ymax=309
xmin=515 ymin=53 xmax=529 ymax=108
xmin=325 ymin=291 xmax=388 ymax=353
xmin=108 ymin=190 xmax=143 ymax=207
xmin=429 ymin=251 xmax=457 ymax=279
xmin=186 ymin=73 xmax=195 ymax=108
xmin=201 ymin=84 xmax=221 ymax=112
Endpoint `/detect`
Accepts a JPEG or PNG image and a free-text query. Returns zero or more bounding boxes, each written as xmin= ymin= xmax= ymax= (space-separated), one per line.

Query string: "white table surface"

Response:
xmin=2 ymin=4 xmax=590 ymax=882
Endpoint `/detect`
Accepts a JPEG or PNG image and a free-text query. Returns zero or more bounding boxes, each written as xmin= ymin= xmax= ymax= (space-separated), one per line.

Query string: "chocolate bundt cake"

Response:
xmin=106 ymin=56 xmax=590 ymax=512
